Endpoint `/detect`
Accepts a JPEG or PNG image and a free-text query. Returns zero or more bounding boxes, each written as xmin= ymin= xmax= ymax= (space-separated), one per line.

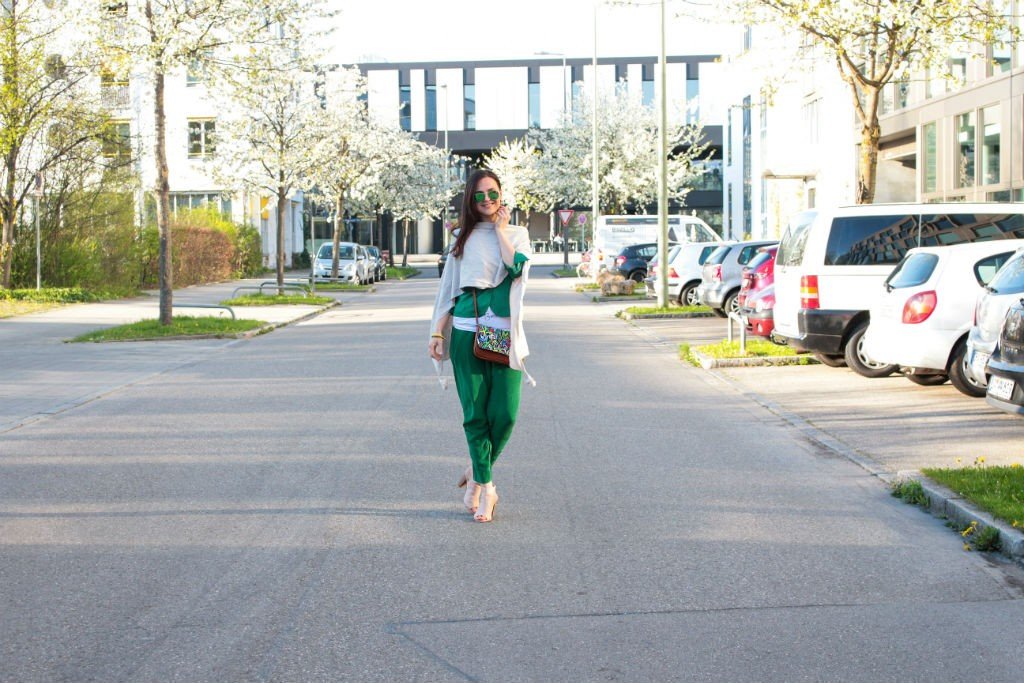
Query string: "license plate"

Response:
xmin=970 ymin=351 xmax=990 ymax=382
xmin=988 ymin=375 xmax=1015 ymax=402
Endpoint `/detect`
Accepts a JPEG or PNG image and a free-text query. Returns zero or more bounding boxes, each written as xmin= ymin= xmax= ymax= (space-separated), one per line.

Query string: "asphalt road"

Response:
xmin=2 ymin=268 xmax=1024 ymax=682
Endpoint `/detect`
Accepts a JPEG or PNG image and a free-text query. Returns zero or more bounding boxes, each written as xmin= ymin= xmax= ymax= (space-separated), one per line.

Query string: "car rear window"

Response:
xmin=705 ymin=245 xmax=732 ymax=265
xmin=987 ymin=251 xmax=1024 ymax=293
xmin=974 ymin=252 xmax=1015 ymax=286
xmin=738 ymin=243 xmax=775 ymax=265
xmin=776 ymin=214 xmax=815 ymax=267
xmin=745 ymin=250 xmax=773 ymax=272
xmin=698 ymin=246 xmax=716 ymax=265
xmin=825 ymin=215 xmax=918 ymax=265
xmin=884 ymin=253 xmax=939 ymax=290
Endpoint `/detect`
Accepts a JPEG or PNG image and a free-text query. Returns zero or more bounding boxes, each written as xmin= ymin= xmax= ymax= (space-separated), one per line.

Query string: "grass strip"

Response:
xmin=312 ymin=283 xmax=373 ymax=291
xmin=922 ymin=462 xmax=1024 ymax=530
xmin=620 ymin=304 xmax=711 ymax=315
xmin=552 ymin=267 xmax=579 ymax=278
xmin=0 ymin=300 xmax=62 ymax=318
xmin=71 ymin=316 xmax=265 ymax=342
xmin=221 ymin=293 xmax=333 ymax=306
xmin=387 ymin=266 xmax=419 ymax=279
xmin=0 ymin=286 xmax=132 ymax=303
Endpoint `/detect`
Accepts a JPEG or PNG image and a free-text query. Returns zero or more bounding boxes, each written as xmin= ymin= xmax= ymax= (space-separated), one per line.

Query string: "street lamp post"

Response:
xmin=439 ymin=83 xmax=450 ymax=248
xmin=656 ymin=0 xmax=668 ymax=308
xmin=591 ymin=1 xmax=600 ymax=253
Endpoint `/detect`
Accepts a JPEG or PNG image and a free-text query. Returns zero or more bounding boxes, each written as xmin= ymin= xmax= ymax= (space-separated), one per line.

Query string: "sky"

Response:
xmin=325 ymin=0 xmax=738 ymax=65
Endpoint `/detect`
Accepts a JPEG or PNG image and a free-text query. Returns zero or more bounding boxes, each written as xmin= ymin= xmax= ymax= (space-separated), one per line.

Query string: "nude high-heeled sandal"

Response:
xmin=458 ymin=465 xmax=480 ymax=514
xmin=474 ymin=483 xmax=498 ymax=523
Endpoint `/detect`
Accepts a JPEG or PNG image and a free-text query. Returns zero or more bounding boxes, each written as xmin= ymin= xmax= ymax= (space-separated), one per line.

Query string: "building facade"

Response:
xmin=357 ymin=54 xmax=726 ymax=254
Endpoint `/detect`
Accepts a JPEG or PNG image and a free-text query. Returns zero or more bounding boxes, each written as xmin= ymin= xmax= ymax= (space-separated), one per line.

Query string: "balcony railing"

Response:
xmin=101 ymin=84 xmax=130 ymax=110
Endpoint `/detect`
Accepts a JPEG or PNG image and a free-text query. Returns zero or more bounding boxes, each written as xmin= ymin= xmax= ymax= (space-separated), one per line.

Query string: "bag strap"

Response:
xmin=472 ymin=289 xmax=480 ymax=324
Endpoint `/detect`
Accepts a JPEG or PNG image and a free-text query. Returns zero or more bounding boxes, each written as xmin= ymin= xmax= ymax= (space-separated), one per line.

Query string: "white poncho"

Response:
xmin=430 ymin=223 xmax=534 ymax=388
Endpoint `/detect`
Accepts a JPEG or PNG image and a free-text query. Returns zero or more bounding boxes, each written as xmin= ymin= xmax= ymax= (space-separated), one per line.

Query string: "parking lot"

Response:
xmin=613 ymin=302 xmax=1024 ymax=472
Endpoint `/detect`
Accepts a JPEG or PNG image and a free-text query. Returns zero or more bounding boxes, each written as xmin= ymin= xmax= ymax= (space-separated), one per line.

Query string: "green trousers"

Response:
xmin=450 ymin=328 xmax=522 ymax=485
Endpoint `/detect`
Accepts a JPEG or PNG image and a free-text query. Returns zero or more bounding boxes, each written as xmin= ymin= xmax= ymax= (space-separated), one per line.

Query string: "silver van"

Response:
xmin=774 ymin=204 xmax=1024 ymax=377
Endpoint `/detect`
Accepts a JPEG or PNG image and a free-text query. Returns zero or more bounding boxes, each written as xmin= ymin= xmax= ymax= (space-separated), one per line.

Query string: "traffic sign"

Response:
xmin=557 ymin=209 xmax=574 ymax=227
xmin=578 ymin=214 xmax=587 ymax=224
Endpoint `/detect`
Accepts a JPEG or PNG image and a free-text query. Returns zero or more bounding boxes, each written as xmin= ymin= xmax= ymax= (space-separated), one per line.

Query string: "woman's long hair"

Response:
xmin=451 ymin=169 xmax=502 ymax=258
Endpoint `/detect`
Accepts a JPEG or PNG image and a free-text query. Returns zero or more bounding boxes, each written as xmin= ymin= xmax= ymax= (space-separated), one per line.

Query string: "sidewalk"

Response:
xmin=0 ymin=274 xmax=339 ymax=434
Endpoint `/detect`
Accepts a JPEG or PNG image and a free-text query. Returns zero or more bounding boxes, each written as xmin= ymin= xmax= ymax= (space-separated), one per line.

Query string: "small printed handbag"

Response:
xmin=472 ymin=290 xmax=511 ymax=366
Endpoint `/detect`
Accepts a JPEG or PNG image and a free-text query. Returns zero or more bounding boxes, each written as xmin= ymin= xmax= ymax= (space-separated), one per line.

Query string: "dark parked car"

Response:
xmin=610 ymin=242 xmax=677 ymax=283
xmin=438 ymin=243 xmax=452 ymax=277
xmin=365 ymin=245 xmax=387 ymax=281
xmin=985 ymin=299 xmax=1024 ymax=415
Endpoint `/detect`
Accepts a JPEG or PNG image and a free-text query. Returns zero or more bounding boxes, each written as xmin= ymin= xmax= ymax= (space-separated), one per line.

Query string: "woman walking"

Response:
xmin=428 ymin=170 xmax=533 ymax=523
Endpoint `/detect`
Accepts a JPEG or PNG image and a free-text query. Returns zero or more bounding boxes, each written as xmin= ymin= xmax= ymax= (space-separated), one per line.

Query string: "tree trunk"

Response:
xmin=401 ymin=219 xmax=409 ymax=267
xmin=857 ymin=121 xmax=881 ymax=205
xmin=153 ymin=63 xmax=173 ymax=325
xmin=1 ymin=2 xmax=19 ymax=289
xmin=331 ymin=195 xmax=344 ymax=280
xmin=276 ymin=182 xmax=286 ymax=294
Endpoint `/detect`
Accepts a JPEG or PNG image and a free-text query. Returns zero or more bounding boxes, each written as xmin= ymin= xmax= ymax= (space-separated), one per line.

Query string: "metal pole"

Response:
xmin=657 ymin=0 xmax=668 ymax=308
xmin=441 ymin=83 xmax=450 ymax=249
xmin=591 ymin=1 xmax=600 ymax=252
xmin=35 ymin=194 xmax=41 ymax=290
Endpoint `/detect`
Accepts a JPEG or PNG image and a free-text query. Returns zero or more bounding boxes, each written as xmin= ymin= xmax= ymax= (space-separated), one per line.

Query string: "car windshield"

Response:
xmin=885 ymin=253 xmax=939 ymax=290
xmin=987 ymin=251 xmax=1024 ymax=294
xmin=317 ymin=244 xmax=355 ymax=260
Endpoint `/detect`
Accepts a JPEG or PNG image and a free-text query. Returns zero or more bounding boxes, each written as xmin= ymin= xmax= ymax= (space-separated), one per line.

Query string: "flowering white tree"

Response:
xmin=0 ymin=0 xmax=103 ymax=288
xmin=483 ymin=137 xmax=543 ymax=224
xmin=733 ymin=0 xmax=1013 ymax=203
xmin=214 ymin=42 xmax=326 ymax=293
xmin=530 ymin=84 xmax=708 ymax=215
xmin=93 ymin=0 xmax=328 ymax=321
xmin=388 ymin=141 xmax=460 ymax=267
xmin=304 ymin=69 xmax=397 ymax=279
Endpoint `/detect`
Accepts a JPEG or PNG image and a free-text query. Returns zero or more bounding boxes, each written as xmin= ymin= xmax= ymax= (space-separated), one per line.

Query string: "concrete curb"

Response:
xmin=691 ymin=350 xmax=817 ymax=369
xmin=67 ymin=301 xmax=340 ymax=343
xmin=589 ymin=294 xmax=653 ymax=303
xmin=894 ymin=470 xmax=1024 ymax=563
xmin=618 ymin=311 xmax=715 ymax=320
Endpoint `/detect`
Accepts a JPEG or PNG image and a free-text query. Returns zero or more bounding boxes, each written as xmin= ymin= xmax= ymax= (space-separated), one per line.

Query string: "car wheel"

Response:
xmin=948 ymin=340 xmax=987 ymax=398
xmin=843 ymin=322 xmax=898 ymax=378
xmin=812 ymin=352 xmax=846 ymax=368
xmin=905 ymin=372 xmax=949 ymax=386
xmin=678 ymin=283 xmax=699 ymax=307
xmin=629 ymin=270 xmax=645 ymax=283
xmin=710 ymin=307 xmax=727 ymax=318
xmin=724 ymin=291 xmax=741 ymax=317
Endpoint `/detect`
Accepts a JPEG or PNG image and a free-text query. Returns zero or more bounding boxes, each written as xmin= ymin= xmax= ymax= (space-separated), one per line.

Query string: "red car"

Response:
xmin=741 ymin=284 xmax=777 ymax=338
xmin=736 ymin=245 xmax=778 ymax=309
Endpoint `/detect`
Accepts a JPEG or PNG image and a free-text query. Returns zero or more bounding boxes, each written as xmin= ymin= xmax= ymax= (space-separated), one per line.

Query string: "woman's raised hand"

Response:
xmin=494 ymin=205 xmax=511 ymax=231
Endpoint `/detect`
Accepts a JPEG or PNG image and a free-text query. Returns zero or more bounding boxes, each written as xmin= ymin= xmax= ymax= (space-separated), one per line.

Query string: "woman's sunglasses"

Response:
xmin=473 ymin=189 xmax=500 ymax=203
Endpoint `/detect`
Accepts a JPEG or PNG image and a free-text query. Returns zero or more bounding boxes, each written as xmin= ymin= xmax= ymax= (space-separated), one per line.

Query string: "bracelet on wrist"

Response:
xmin=431 ymin=333 xmax=445 ymax=340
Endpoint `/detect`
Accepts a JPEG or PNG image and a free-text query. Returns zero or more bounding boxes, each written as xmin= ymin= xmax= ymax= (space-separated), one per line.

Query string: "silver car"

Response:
xmin=966 ymin=246 xmax=1024 ymax=389
xmin=697 ymin=240 xmax=777 ymax=316
xmin=313 ymin=241 xmax=370 ymax=284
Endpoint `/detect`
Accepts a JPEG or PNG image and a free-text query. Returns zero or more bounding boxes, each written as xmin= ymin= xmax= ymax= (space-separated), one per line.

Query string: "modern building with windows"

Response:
xmin=357 ymin=54 xmax=725 ymax=255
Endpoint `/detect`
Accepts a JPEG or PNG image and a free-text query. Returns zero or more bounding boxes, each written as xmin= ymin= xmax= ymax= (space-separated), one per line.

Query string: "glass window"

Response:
xmin=528 ymin=82 xmax=540 ymax=128
xmin=187 ymin=119 xmax=216 ymax=157
xmin=317 ymin=244 xmax=355 ymax=260
xmin=738 ymin=244 xmax=768 ymax=265
xmin=425 ymin=84 xmax=436 ymax=131
xmin=745 ymin=250 xmax=773 ymax=272
xmin=642 ymin=79 xmax=654 ymax=106
xmin=686 ymin=77 xmax=699 ymax=123
xmin=885 ymin=253 xmax=939 ymax=289
xmin=698 ymin=246 xmax=717 ymax=265
xmin=988 ymin=250 xmax=1024 ymax=294
xmin=776 ymin=213 xmax=816 ymax=267
xmin=981 ymin=104 xmax=1000 ymax=186
xmin=974 ymin=252 xmax=1015 ymax=286
xmin=955 ymin=111 xmax=975 ymax=188
xmin=923 ymin=121 xmax=937 ymax=193
xmin=706 ymin=245 xmax=733 ymax=265
xmin=824 ymin=215 xmax=919 ymax=266
xmin=399 ymin=85 xmax=412 ymax=131
xmin=920 ymin=213 xmax=1024 ymax=246
xmin=463 ymin=84 xmax=475 ymax=130
xmin=101 ymin=121 xmax=131 ymax=159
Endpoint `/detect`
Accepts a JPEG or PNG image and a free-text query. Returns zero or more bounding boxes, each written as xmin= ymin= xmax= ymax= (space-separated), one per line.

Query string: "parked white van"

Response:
xmin=592 ymin=215 xmax=719 ymax=257
xmin=773 ymin=204 xmax=1024 ymax=377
